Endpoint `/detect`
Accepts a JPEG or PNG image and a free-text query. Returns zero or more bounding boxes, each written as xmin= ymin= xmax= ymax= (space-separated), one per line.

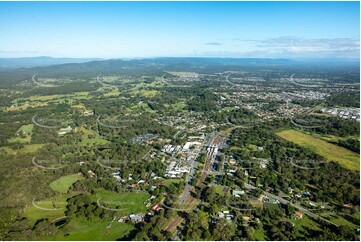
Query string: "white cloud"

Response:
xmin=198 ymin=37 xmax=360 ymax=58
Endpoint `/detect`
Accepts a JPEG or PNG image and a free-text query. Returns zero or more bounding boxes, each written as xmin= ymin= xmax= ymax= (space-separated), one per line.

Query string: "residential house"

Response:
xmin=294 ymin=212 xmax=303 ymax=219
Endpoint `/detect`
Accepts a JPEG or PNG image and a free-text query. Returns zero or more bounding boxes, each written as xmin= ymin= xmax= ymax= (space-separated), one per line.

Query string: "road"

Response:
xmin=164 ymin=133 xmax=215 ymax=232
xmin=244 ymin=183 xmax=339 ymax=227
xmin=225 ymin=73 xmax=241 ymax=87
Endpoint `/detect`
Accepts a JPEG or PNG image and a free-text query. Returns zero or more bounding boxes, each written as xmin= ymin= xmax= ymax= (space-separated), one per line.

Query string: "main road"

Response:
xmin=244 ymin=183 xmax=338 ymax=227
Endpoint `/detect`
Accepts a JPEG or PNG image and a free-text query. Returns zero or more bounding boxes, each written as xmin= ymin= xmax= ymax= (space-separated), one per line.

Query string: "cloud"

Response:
xmin=204 ymin=42 xmax=223 ymax=46
xmin=200 ymin=37 xmax=360 ymax=58
xmin=253 ymin=37 xmax=360 ymax=57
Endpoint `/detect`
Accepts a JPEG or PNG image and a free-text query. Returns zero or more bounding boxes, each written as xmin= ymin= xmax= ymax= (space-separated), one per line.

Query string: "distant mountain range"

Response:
xmin=0 ymin=56 xmax=103 ymax=70
xmin=0 ymin=56 xmax=358 ymax=71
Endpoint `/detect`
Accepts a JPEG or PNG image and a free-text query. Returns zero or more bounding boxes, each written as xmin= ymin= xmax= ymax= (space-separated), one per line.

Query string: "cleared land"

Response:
xmin=91 ymin=189 xmax=150 ymax=216
xmin=276 ymin=129 xmax=360 ymax=171
xmin=8 ymin=124 xmax=34 ymax=143
xmin=25 ymin=196 xmax=69 ymax=225
xmin=41 ymin=217 xmax=134 ymax=240
xmin=50 ymin=174 xmax=84 ymax=194
xmin=2 ymin=144 xmax=44 ymax=155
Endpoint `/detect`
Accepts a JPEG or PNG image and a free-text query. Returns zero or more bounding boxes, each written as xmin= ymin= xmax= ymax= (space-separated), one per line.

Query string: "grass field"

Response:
xmin=285 ymin=215 xmax=322 ymax=239
xmin=50 ymin=174 xmax=84 ymax=194
xmin=78 ymin=127 xmax=110 ymax=146
xmin=8 ymin=124 xmax=34 ymax=143
xmin=320 ymin=212 xmax=360 ymax=229
xmin=276 ymin=129 xmax=360 ymax=171
xmin=41 ymin=217 xmax=134 ymax=241
xmin=25 ymin=196 xmax=69 ymax=225
xmin=213 ymin=184 xmax=227 ymax=195
xmin=163 ymin=178 xmax=183 ymax=187
xmin=253 ymin=229 xmax=266 ymax=241
xmin=303 ymin=131 xmax=359 ymax=143
xmin=2 ymin=144 xmax=44 ymax=155
xmin=130 ymin=88 xmax=159 ymax=98
xmin=126 ymin=102 xmax=156 ymax=114
xmin=91 ymin=189 xmax=150 ymax=217
xmin=6 ymin=92 xmax=90 ymax=112
xmin=263 ymin=202 xmax=280 ymax=210
xmin=96 ymin=86 xmax=121 ymax=97
xmin=172 ymin=101 xmax=187 ymax=111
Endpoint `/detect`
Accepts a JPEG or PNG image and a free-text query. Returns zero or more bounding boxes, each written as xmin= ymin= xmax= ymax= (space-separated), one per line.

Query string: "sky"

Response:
xmin=0 ymin=1 xmax=359 ymax=59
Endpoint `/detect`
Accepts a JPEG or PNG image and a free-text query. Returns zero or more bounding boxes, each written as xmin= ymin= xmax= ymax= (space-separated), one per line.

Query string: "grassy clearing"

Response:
xmin=286 ymin=215 xmax=322 ymax=238
xmin=104 ymin=88 xmax=121 ymax=97
xmin=25 ymin=196 xmax=68 ymax=225
xmin=127 ymin=102 xmax=156 ymax=114
xmin=27 ymin=92 xmax=89 ymax=101
xmin=8 ymin=124 xmax=34 ymax=143
xmin=41 ymin=217 xmax=134 ymax=241
xmin=276 ymin=129 xmax=360 ymax=171
xmin=3 ymin=144 xmax=44 ymax=155
xmin=78 ymin=127 xmax=110 ymax=146
xmin=163 ymin=178 xmax=183 ymax=187
xmin=320 ymin=212 xmax=360 ymax=229
xmin=213 ymin=185 xmax=226 ymax=195
xmin=6 ymin=92 xmax=90 ymax=111
xmin=81 ymin=138 xmax=110 ymax=146
xmin=253 ymin=229 xmax=266 ymax=240
xmin=130 ymin=89 xmax=159 ymax=98
xmin=172 ymin=101 xmax=187 ymax=111
xmin=96 ymin=86 xmax=121 ymax=97
xmin=303 ymin=131 xmax=359 ymax=143
xmin=50 ymin=174 xmax=84 ymax=194
xmin=91 ymin=189 xmax=150 ymax=217
xmin=71 ymin=103 xmax=86 ymax=109
xmin=102 ymin=76 xmax=135 ymax=84
xmin=263 ymin=202 xmax=280 ymax=210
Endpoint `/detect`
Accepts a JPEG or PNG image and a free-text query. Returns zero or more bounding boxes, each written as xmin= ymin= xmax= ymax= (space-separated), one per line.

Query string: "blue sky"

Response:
xmin=0 ymin=1 xmax=359 ymax=59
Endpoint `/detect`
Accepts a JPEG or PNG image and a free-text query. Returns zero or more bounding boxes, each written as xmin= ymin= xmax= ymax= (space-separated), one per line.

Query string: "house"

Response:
xmin=151 ymin=204 xmax=163 ymax=212
xmin=58 ymin=131 xmax=67 ymax=136
xmin=242 ymin=216 xmax=251 ymax=224
xmin=294 ymin=212 xmax=303 ymax=219
xmin=343 ymin=203 xmax=353 ymax=209
xmin=229 ymin=159 xmax=236 ymax=166
xmin=303 ymin=191 xmax=310 ymax=196
xmin=232 ymin=189 xmax=245 ymax=197
xmin=87 ymin=170 xmax=96 ymax=178
xmin=117 ymin=216 xmax=128 ymax=223
xmin=129 ymin=214 xmax=144 ymax=223
xmin=83 ymin=110 xmax=94 ymax=116
xmin=59 ymin=126 xmax=72 ymax=133
xmin=226 ymin=214 xmax=234 ymax=221
xmin=112 ymin=172 xmax=121 ymax=180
